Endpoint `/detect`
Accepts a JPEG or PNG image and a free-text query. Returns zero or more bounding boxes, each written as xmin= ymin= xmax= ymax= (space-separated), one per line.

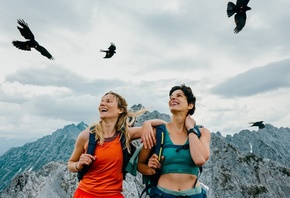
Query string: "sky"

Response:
xmin=0 ymin=0 xmax=290 ymax=140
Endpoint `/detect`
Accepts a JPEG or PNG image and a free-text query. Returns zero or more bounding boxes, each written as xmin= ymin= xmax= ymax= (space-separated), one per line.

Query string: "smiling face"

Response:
xmin=99 ymin=93 xmax=124 ymax=120
xmin=169 ymin=89 xmax=193 ymax=115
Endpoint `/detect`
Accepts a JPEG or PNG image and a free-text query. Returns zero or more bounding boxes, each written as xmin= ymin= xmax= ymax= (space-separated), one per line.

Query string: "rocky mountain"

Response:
xmin=0 ymin=137 xmax=35 ymax=156
xmin=0 ymin=122 xmax=88 ymax=191
xmin=0 ymin=107 xmax=289 ymax=198
xmin=201 ymin=129 xmax=290 ymax=198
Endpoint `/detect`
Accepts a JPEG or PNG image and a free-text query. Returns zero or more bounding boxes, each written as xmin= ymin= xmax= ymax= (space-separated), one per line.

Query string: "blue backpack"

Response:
xmin=77 ymin=126 xmax=136 ymax=181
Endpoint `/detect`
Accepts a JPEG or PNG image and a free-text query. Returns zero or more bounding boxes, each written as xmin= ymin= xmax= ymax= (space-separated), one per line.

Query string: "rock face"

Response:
xmin=201 ymin=130 xmax=290 ymax=198
xmin=0 ymin=108 xmax=289 ymax=198
xmin=0 ymin=161 xmax=78 ymax=198
xmin=0 ymin=122 xmax=87 ymax=191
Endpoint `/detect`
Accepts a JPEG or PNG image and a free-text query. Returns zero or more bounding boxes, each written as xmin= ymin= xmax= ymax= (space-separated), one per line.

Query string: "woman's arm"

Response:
xmin=137 ymin=146 xmax=162 ymax=176
xmin=185 ymin=115 xmax=211 ymax=167
xmin=129 ymin=119 xmax=167 ymax=148
xmin=141 ymin=119 xmax=167 ymax=149
xmin=188 ymin=127 xmax=211 ymax=166
xmin=67 ymin=129 xmax=96 ymax=172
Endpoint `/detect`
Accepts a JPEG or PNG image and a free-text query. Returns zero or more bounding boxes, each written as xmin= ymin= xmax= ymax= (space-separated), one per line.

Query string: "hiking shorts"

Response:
xmin=150 ymin=185 xmax=206 ymax=198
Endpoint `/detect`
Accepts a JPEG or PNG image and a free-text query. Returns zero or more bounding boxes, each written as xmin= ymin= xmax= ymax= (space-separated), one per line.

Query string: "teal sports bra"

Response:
xmin=160 ymin=127 xmax=199 ymax=176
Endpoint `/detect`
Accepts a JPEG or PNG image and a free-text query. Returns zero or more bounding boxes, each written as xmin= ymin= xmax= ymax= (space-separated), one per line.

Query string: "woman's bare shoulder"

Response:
xmin=78 ymin=127 xmax=91 ymax=141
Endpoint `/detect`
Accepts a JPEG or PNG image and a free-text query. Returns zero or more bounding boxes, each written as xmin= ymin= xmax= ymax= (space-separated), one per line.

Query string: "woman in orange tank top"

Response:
xmin=68 ymin=91 xmax=165 ymax=198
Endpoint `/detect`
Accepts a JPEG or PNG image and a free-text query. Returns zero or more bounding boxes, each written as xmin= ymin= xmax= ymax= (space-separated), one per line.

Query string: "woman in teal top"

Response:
xmin=138 ymin=84 xmax=211 ymax=198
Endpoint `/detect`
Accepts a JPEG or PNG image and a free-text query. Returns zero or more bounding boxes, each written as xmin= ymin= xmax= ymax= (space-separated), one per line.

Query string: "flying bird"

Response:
xmin=227 ymin=0 xmax=251 ymax=33
xmin=12 ymin=19 xmax=54 ymax=60
xmin=249 ymin=121 xmax=265 ymax=129
xmin=100 ymin=43 xmax=116 ymax=58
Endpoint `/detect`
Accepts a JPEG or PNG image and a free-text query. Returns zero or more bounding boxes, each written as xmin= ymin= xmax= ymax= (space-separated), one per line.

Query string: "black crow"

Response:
xmin=227 ymin=0 xmax=251 ymax=33
xmin=100 ymin=43 xmax=116 ymax=58
xmin=12 ymin=19 xmax=54 ymax=60
xmin=249 ymin=121 xmax=265 ymax=129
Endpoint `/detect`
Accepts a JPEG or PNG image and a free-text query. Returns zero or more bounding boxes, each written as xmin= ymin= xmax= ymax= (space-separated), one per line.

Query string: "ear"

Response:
xmin=188 ymin=103 xmax=194 ymax=110
xmin=118 ymin=108 xmax=124 ymax=114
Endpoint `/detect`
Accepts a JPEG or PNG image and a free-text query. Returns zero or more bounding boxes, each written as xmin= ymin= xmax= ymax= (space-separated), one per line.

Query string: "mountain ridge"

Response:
xmin=0 ymin=108 xmax=289 ymax=197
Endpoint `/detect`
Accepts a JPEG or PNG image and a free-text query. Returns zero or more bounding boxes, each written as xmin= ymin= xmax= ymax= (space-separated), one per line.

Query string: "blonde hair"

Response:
xmin=90 ymin=91 xmax=146 ymax=152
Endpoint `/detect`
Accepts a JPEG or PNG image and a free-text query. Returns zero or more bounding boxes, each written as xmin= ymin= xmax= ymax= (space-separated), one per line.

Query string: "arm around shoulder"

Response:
xmin=129 ymin=119 xmax=167 ymax=146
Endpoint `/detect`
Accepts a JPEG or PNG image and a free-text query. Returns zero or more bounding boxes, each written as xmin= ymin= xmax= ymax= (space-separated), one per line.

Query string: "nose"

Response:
xmin=99 ymin=100 xmax=106 ymax=108
xmin=170 ymin=95 xmax=176 ymax=100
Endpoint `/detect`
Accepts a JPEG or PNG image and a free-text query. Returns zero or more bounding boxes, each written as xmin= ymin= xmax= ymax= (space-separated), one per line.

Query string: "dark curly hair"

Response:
xmin=169 ymin=84 xmax=196 ymax=115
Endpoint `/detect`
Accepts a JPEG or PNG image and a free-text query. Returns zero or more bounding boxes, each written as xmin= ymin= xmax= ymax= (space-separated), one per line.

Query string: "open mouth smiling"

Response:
xmin=170 ymin=101 xmax=179 ymax=106
xmin=100 ymin=108 xmax=108 ymax=112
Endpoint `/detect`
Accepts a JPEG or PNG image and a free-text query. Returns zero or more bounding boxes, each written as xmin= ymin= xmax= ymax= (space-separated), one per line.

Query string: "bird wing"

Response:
xmin=234 ymin=13 xmax=247 ymax=33
xmin=227 ymin=2 xmax=237 ymax=18
xmin=103 ymin=51 xmax=114 ymax=58
xmin=108 ymin=44 xmax=116 ymax=51
xmin=35 ymin=44 xmax=54 ymax=60
xmin=16 ymin=19 xmax=35 ymax=40
xmin=12 ymin=40 xmax=32 ymax=51
xmin=236 ymin=0 xmax=250 ymax=6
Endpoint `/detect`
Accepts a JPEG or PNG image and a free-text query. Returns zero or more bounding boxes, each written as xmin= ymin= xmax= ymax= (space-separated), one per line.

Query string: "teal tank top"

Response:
xmin=160 ymin=127 xmax=199 ymax=176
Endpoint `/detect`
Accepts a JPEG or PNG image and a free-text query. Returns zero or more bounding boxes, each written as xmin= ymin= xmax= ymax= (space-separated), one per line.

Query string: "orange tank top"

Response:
xmin=78 ymin=135 xmax=123 ymax=197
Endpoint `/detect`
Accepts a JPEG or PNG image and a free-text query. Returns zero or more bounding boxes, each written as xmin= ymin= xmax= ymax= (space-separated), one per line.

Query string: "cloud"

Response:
xmin=4 ymin=65 xmax=128 ymax=95
xmin=0 ymin=66 xmax=183 ymax=138
xmin=1 ymin=0 xmax=290 ymax=140
xmin=210 ymin=58 xmax=290 ymax=97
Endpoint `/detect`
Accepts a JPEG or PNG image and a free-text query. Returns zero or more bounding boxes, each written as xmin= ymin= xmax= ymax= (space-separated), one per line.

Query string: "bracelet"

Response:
xmin=74 ymin=162 xmax=82 ymax=171
xmin=187 ymin=127 xmax=201 ymax=138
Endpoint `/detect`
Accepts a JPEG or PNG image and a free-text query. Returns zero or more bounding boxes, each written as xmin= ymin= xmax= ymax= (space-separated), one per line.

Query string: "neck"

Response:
xmin=101 ymin=119 xmax=118 ymax=138
xmin=169 ymin=113 xmax=187 ymax=134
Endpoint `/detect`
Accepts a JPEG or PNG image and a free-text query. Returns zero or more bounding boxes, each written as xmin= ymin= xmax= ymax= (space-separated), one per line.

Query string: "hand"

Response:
xmin=141 ymin=121 xmax=156 ymax=149
xmin=77 ymin=154 xmax=96 ymax=169
xmin=148 ymin=153 xmax=164 ymax=172
xmin=185 ymin=114 xmax=196 ymax=130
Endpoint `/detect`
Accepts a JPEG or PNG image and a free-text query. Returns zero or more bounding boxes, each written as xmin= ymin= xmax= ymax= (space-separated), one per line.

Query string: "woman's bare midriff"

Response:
xmin=157 ymin=173 xmax=199 ymax=191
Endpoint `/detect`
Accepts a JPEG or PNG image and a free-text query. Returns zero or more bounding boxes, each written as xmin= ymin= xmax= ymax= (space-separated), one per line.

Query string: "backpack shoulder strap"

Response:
xmin=121 ymin=133 xmax=128 ymax=179
xmin=77 ymin=127 xmax=96 ymax=181
xmin=87 ymin=131 xmax=97 ymax=154
xmin=120 ymin=131 xmax=137 ymax=180
xmin=154 ymin=124 xmax=165 ymax=160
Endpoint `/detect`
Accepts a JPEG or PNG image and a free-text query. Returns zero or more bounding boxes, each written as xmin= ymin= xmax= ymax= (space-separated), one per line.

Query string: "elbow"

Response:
xmin=194 ymin=154 xmax=210 ymax=167
xmin=194 ymin=159 xmax=206 ymax=167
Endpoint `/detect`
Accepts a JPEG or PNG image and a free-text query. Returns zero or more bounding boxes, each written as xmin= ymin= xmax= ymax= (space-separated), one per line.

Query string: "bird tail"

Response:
xmin=227 ymin=2 xmax=236 ymax=17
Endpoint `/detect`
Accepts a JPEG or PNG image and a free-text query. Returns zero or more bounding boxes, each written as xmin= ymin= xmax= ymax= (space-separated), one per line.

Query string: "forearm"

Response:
xmin=188 ymin=128 xmax=211 ymax=166
xmin=137 ymin=162 xmax=156 ymax=175
xmin=68 ymin=160 xmax=82 ymax=172
xmin=138 ymin=147 xmax=157 ymax=175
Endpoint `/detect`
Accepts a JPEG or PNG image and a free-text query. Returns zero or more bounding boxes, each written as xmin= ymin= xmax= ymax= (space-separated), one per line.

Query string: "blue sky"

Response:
xmin=0 ymin=0 xmax=290 ymax=139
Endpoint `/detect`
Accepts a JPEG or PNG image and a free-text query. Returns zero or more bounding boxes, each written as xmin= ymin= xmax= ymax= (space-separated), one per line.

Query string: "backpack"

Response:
xmin=77 ymin=127 xmax=136 ymax=181
xmin=126 ymin=124 xmax=204 ymax=197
